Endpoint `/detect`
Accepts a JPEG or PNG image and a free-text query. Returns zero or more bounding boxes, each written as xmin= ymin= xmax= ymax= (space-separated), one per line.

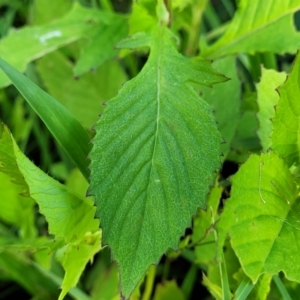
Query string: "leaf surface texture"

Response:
xmin=89 ymin=24 xmax=226 ymax=297
xmin=217 ymin=152 xmax=300 ymax=283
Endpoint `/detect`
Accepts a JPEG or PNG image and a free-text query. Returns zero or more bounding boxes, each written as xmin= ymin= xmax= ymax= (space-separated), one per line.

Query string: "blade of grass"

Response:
xmin=181 ymin=264 xmax=197 ymax=299
xmin=211 ymin=206 xmax=231 ymax=300
xmin=205 ymin=2 xmax=221 ymax=29
xmin=222 ymin=0 xmax=235 ymax=17
xmin=233 ymin=276 xmax=254 ymax=300
xmin=0 ymin=57 xmax=91 ymax=180
xmin=273 ymin=275 xmax=293 ymax=300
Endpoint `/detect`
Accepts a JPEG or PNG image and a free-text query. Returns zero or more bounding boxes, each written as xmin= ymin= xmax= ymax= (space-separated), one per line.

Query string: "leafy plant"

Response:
xmin=1 ymin=0 xmax=300 ymax=299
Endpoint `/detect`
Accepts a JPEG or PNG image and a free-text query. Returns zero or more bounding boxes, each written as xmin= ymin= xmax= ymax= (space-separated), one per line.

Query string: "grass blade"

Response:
xmin=0 ymin=57 xmax=91 ymax=179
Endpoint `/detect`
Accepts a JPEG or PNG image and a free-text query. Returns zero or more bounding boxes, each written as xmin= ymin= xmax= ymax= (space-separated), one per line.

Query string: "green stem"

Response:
xmin=99 ymin=0 xmax=114 ymax=11
xmin=248 ymin=53 xmax=262 ymax=82
xmin=185 ymin=0 xmax=208 ymax=56
xmin=141 ymin=265 xmax=156 ymax=300
xmin=211 ymin=207 xmax=231 ymax=300
xmin=261 ymin=52 xmax=277 ymax=70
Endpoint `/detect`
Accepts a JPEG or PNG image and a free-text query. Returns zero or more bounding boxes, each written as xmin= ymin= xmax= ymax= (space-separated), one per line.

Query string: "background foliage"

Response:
xmin=0 ymin=0 xmax=300 ymax=299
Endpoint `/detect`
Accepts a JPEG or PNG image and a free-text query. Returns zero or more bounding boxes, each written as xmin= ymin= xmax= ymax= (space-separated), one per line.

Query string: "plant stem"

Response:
xmin=141 ymin=265 xmax=156 ymax=300
xmin=211 ymin=207 xmax=231 ymax=300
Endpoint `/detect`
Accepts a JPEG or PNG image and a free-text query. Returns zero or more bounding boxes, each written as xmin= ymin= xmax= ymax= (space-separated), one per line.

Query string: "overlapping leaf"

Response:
xmin=36 ymin=51 xmax=127 ymax=129
xmin=0 ymin=171 xmax=35 ymax=238
xmin=0 ymin=124 xmax=101 ymax=298
xmin=199 ymin=56 xmax=240 ymax=158
xmin=202 ymin=0 xmax=300 ymax=58
xmin=74 ymin=14 xmax=128 ymax=76
xmin=256 ymin=68 xmax=286 ymax=152
xmin=0 ymin=3 xmax=127 ymax=87
xmin=0 ymin=124 xmax=98 ymax=243
xmin=0 ymin=57 xmax=91 ymax=178
xmin=56 ymin=231 xmax=101 ymax=300
xmin=89 ymin=22 xmax=227 ymax=298
xmin=217 ymin=152 xmax=300 ymax=283
xmin=271 ymin=52 xmax=300 ymax=166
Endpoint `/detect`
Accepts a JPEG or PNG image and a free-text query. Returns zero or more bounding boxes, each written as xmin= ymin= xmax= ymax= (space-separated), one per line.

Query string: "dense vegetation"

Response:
xmin=1 ymin=0 xmax=300 ymax=299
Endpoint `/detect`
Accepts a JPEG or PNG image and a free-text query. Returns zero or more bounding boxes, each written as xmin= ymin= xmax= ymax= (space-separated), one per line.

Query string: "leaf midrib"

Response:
xmin=130 ymin=28 xmax=164 ymax=264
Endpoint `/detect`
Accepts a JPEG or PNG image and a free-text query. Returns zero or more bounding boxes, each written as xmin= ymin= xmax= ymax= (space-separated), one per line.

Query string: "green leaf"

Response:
xmin=271 ymin=52 xmax=300 ymax=166
xmin=202 ymin=0 xmax=300 ymax=58
xmin=56 ymin=231 xmax=102 ymax=300
xmin=256 ymin=68 xmax=286 ymax=152
xmin=74 ymin=14 xmax=128 ymax=76
xmin=202 ymin=273 xmax=223 ymax=300
xmin=88 ymin=259 xmax=120 ymax=300
xmin=89 ymin=23 xmax=226 ymax=298
xmin=0 ymin=57 xmax=91 ymax=179
xmin=0 ymin=124 xmax=98 ymax=243
xmin=200 ymin=56 xmax=241 ymax=158
xmin=227 ymin=111 xmax=261 ymax=163
xmin=36 ymin=51 xmax=127 ymax=129
xmin=152 ymin=280 xmax=185 ymax=300
xmin=0 ymin=3 xmax=112 ymax=88
xmin=31 ymin=0 xmax=73 ymax=25
xmin=247 ymin=274 xmax=272 ymax=300
xmin=0 ymin=171 xmax=36 ymax=238
xmin=217 ymin=151 xmax=300 ymax=284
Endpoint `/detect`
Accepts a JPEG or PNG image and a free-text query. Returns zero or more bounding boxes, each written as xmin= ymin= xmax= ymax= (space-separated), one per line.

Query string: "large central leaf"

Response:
xmin=89 ymin=24 xmax=226 ymax=298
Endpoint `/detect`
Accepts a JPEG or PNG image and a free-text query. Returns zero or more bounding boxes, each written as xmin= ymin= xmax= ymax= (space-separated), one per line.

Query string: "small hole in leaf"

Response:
xmin=293 ymin=10 xmax=300 ymax=31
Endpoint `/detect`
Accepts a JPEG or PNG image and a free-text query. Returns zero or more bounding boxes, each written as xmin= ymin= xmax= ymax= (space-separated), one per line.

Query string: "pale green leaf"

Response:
xmin=272 ymin=53 xmax=300 ymax=166
xmin=31 ymin=0 xmax=73 ymax=25
xmin=0 ymin=124 xmax=98 ymax=243
xmin=256 ymin=68 xmax=286 ymax=152
xmin=36 ymin=51 xmax=127 ymax=129
xmin=0 ymin=3 xmax=117 ymax=87
xmin=202 ymin=0 xmax=300 ymax=58
xmin=247 ymin=274 xmax=272 ymax=300
xmin=192 ymin=184 xmax=222 ymax=266
xmin=0 ymin=171 xmax=36 ymax=238
xmin=74 ymin=14 xmax=128 ymax=76
xmin=217 ymin=152 xmax=300 ymax=283
xmin=200 ymin=56 xmax=241 ymax=157
xmin=202 ymin=273 xmax=223 ymax=300
xmin=0 ymin=57 xmax=91 ymax=179
xmin=152 ymin=281 xmax=185 ymax=300
xmin=56 ymin=231 xmax=102 ymax=300
xmin=89 ymin=24 xmax=226 ymax=298
xmin=128 ymin=0 xmax=156 ymax=36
